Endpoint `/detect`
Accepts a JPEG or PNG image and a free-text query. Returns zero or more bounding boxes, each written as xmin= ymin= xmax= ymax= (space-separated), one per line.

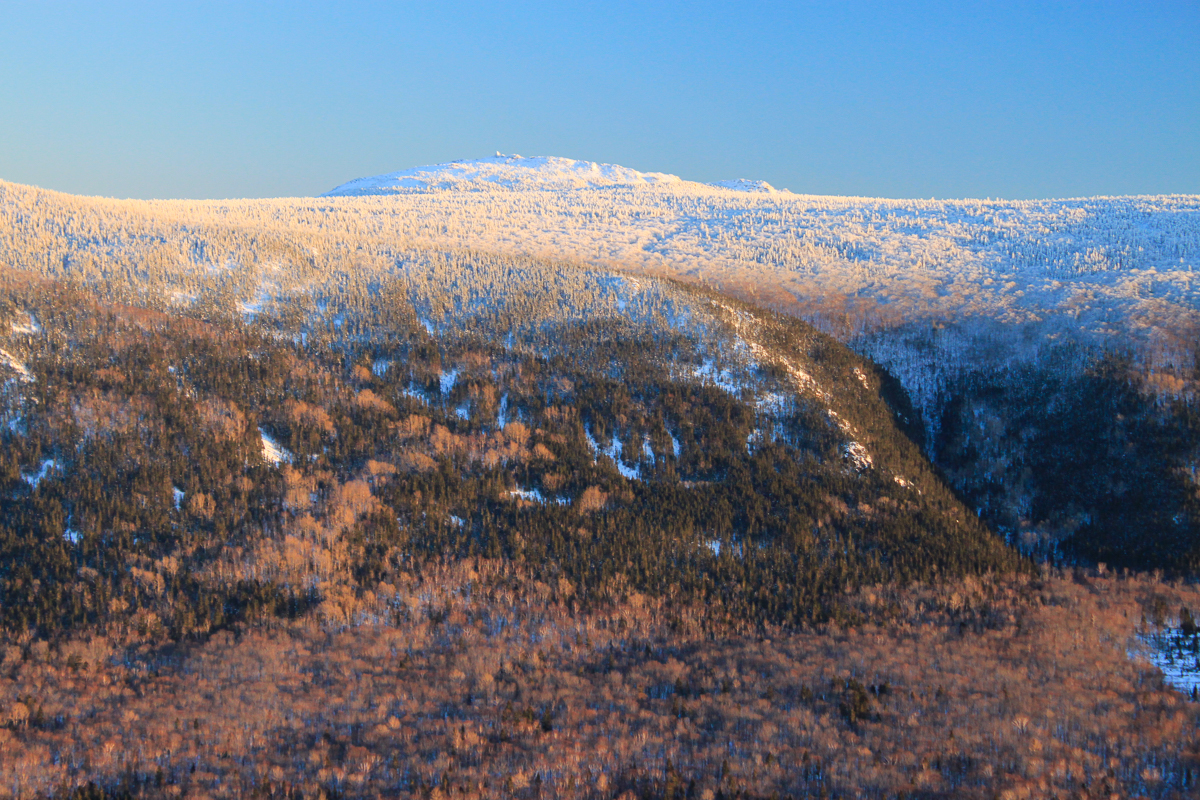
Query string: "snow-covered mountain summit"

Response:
xmin=322 ymin=154 xmax=686 ymax=196
xmin=707 ymin=178 xmax=782 ymax=193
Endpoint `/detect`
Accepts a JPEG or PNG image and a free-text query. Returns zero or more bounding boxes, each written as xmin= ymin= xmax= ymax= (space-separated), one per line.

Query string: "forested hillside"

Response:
xmin=0 ymin=265 xmax=1017 ymax=640
xmin=2 ymin=267 xmax=1199 ymax=799
xmin=2 ymin=168 xmax=1199 ymax=575
xmin=2 ymin=165 xmax=1200 ymax=799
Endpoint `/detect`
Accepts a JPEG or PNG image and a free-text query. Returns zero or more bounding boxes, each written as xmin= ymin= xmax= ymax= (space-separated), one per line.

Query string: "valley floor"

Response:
xmin=2 ymin=564 xmax=1198 ymax=800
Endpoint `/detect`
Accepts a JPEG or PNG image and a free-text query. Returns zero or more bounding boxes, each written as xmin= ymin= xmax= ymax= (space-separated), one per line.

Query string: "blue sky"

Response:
xmin=1 ymin=1 xmax=1196 ymax=199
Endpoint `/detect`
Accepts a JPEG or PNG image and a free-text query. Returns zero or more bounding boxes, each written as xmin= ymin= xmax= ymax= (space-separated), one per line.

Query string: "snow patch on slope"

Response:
xmin=840 ymin=441 xmax=874 ymax=472
xmin=259 ymin=428 xmax=293 ymax=464
xmin=439 ymin=368 xmax=459 ymax=395
xmin=584 ymin=427 xmax=641 ymax=480
xmin=692 ymin=359 xmax=744 ymax=394
xmin=0 ymin=349 xmax=33 ymax=383
xmin=23 ymin=459 xmax=59 ymax=487
xmin=1135 ymin=630 xmax=1200 ymax=695
xmin=506 ymin=487 xmax=569 ymax=505
xmin=323 ymin=154 xmax=684 ymax=196
xmin=10 ymin=314 xmax=40 ymax=335
xmin=507 ymin=487 xmax=546 ymax=504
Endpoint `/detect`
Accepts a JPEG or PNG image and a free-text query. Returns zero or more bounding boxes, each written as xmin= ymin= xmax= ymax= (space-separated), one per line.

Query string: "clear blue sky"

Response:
xmin=1 ymin=1 xmax=1196 ymax=200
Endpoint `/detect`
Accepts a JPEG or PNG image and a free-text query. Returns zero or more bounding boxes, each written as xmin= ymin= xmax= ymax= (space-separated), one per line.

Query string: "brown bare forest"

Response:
xmin=1 ymin=566 xmax=1198 ymax=799
xmin=1 ymin=262 xmax=1199 ymax=799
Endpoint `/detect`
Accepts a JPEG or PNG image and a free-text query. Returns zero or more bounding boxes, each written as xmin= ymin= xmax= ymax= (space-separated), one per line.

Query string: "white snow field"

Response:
xmin=1 ymin=155 xmax=1198 ymax=432
xmin=314 ymin=157 xmax=1199 ymax=343
xmin=314 ymin=155 xmax=1200 ymax=438
xmin=2 ymin=154 xmax=1196 ymax=347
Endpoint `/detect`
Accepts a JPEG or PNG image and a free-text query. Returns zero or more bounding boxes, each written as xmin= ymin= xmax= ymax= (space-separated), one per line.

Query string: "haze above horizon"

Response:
xmin=1 ymin=2 xmax=1196 ymax=201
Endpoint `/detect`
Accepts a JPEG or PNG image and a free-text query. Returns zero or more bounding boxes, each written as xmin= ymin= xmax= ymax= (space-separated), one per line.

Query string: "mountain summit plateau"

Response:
xmin=321 ymin=153 xmax=786 ymax=196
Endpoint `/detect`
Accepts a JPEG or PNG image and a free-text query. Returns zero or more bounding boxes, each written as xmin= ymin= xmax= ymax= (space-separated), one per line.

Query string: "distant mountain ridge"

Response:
xmin=322 ymin=154 xmax=685 ymax=195
xmin=707 ymin=178 xmax=782 ymax=193
xmin=321 ymin=153 xmax=787 ymax=196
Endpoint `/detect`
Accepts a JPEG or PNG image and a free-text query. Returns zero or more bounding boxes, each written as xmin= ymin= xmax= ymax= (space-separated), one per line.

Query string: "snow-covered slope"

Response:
xmin=323 ymin=154 xmax=685 ymax=196
xmin=311 ymin=159 xmax=1200 ymax=341
xmin=2 ymin=158 xmax=1199 ymax=426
